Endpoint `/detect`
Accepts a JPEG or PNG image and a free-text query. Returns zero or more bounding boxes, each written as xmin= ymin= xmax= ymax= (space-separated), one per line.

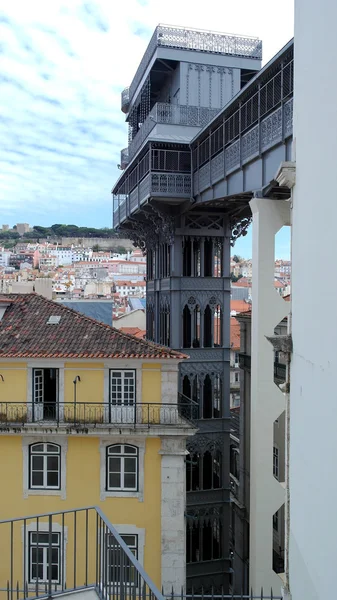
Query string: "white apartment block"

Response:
xmin=72 ymin=249 xmax=93 ymax=262
xmin=39 ymin=255 xmax=59 ymax=269
xmin=48 ymin=247 xmax=73 ymax=265
xmin=115 ymin=281 xmax=146 ymax=297
xmin=0 ymin=250 xmax=11 ymax=267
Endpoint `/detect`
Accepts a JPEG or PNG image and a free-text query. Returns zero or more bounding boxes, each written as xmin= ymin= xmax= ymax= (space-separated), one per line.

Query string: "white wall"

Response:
xmin=290 ymin=1 xmax=337 ymax=599
xmin=249 ymin=199 xmax=289 ymax=594
xmin=113 ymin=310 xmax=146 ymax=330
xmin=0 ymin=252 xmax=10 ymax=267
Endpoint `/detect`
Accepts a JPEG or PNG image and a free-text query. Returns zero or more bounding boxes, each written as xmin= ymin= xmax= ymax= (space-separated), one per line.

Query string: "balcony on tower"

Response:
xmin=113 ymin=24 xmax=262 ymax=231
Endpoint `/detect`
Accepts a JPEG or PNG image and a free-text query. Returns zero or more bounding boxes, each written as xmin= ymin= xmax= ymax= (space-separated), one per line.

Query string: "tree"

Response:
xmin=230 ymin=273 xmax=244 ymax=283
xmin=114 ymin=245 xmax=127 ymax=254
xmin=92 ymin=244 xmax=101 ymax=252
xmin=33 ymin=226 xmax=50 ymax=237
xmin=232 ymin=254 xmax=242 ymax=263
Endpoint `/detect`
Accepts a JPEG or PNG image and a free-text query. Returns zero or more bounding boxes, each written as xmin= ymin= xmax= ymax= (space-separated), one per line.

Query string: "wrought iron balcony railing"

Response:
xmin=113 ymin=172 xmax=191 ymax=228
xmin=128 ymin=103 xmax=219 ymax=162
xmin=0 ymin=397 xmax=198 ymax=428
xmin=156 ymin=103 xmax=219 ymax=127
xmin=0 ymin=506 xmax=164 ymax=600
xmin=128 ymin=105 xmax=157 ymax=161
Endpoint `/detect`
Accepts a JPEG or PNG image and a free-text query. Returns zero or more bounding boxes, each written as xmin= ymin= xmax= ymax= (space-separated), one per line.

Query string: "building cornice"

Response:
xmin=275 ymin=161 xmax=296 ymax=189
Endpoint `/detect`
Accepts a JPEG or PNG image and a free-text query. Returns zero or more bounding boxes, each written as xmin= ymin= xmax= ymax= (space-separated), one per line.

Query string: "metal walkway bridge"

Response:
xmin=113 ymin=39 xmax=293 ymax=233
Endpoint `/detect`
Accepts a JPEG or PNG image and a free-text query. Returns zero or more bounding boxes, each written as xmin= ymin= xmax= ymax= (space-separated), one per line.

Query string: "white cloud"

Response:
xmin=0 ymin=0 xmax=294 ymax=227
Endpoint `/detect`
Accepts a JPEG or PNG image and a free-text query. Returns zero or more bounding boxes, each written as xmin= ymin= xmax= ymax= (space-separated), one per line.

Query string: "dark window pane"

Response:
xmin=47 ymin=456 xmax=59 ymax=471
xmin=32 ymin=471 xmax=44 ymax=487
xmin=51 ymin=564 xmax=59 ymax=581
xmin=120 ymin=535 xmax=136 ymax=547
xmin=47 ymin=470 xmax=59 ymax=487
xmin=32 ymin=455 xmax=43 ymax=470
xmin=47 ymin=444 xmax=59 ymax=453
xmin=31 ymin=444 xmax=43 ymax=453
xmin=109 ymin=473 xmax=121 ymax=488
xmin=109 ymin=457 xmax=120 ymax=472
xmin=124 ymin=458 xmax=136 ymax=473
xmin=32 ymin=533 xmax=49 ymax=545
xmin=124 ymin=446 xmax=137 ymax=454
xmin=124 ymin=473 xmax=136 ymax=489
xmin=109 ymin=445 xmax=121 ymax=454
xmin=50 ymin=548 xmax=59 ymax=563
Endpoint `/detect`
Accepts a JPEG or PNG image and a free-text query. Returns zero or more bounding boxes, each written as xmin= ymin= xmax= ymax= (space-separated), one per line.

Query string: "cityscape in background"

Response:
xmin=0 ymin=222 xmax=291 ymax=326
xmin=3 ymin=0 xmax=333 ymax=596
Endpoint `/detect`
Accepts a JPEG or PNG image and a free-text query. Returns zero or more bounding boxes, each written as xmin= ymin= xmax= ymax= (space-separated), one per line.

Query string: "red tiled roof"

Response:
xmin=0 ymin=294 xmax=187 ymax=360
xmin=230 ymin=317 xmax=240 ymax=350
xmin=115 ymin=280 xmax=146 ymax=286
xmin=232 ymin=278 xmax=251 ymax=287
xmin=236 ymin=307 xmax=252 ymax=318
xmin=120 ymin=327 xmax=146 ymax=339
xmin=230 ymin=300 xmax=251 ymax=313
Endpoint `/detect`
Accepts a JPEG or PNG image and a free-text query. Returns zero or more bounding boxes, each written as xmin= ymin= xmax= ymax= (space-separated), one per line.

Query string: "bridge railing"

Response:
xmin=192 ymin=53 xmax=294 ymax=194
xmin=0 ymin=507 xmax=164 ymax=600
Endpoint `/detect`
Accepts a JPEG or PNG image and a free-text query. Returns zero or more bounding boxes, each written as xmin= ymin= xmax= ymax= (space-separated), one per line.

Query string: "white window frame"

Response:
xmin=23 ymin=521 xmax=68 ymax=590
xmin=101 ymin=525 xmax=145 ymax=587
xmin=110 ymin=370 xmax=136 ymax=406
xmin=27 ymin=362 xmax=65 ymax=419
xmin=106 ymin=444 xmax=138 ymax=492
xmin=104 ymin=532 xmax=139 ymax=588
xmin=22 ymin=437 xmax=67 ymax=499
xmin=100 ymin=438 xmax=145 ymax=501
xmin=28 ymin=531 xmax=60 ymax=584
xmin=273 ymin=445 xmax=279 ymax=480
xmin=29 ymin=443 xmax=61 ymax=490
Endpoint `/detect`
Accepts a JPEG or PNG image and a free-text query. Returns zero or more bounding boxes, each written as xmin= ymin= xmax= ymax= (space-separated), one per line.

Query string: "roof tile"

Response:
xmin=0 ymin=294 xmax=187 ymax=360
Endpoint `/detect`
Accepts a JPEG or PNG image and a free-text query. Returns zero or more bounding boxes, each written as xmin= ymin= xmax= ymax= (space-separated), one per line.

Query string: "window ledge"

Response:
xmin=100 ymin=490 xmax=143 ymax=502
xmin=25 ymin=489 xmax=65 ymax=498
xmin=27 ymin=584 xmax=63 ymax=593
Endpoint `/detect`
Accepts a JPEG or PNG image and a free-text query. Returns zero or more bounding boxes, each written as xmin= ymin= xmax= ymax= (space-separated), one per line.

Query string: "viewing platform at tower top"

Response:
xmin=122 ymin=24 xmax=263 ymax=113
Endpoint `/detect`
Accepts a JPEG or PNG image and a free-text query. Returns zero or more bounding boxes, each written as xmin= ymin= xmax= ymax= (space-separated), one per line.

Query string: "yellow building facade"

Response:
xmin=0 ymin=294 xmax=196 ymax=595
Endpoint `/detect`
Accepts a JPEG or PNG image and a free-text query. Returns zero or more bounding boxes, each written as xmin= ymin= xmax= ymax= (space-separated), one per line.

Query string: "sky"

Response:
xmin=0 ymin=0 xmax=294 ymax=258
